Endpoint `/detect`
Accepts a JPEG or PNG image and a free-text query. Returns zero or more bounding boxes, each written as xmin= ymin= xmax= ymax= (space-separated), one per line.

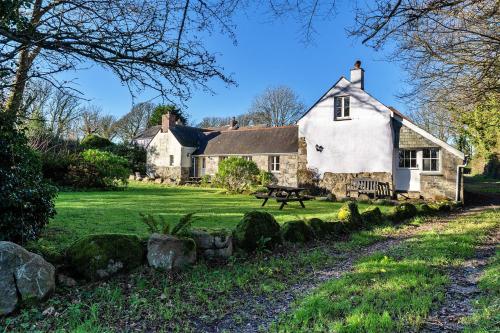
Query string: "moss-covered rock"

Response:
xmin=147 ymin=234 xmax=196 ymax=270
xmin=306 ymin=218 xmax=326 ymax=236
xmin=281 ymin=220 xmax=314 ymax=243
xmin=67 ymin=234 xmax=145 ymax=281
xmin=361 ymin=207 xmax=384 ymax=226
xmin=337 ymin=201 xmax=363 ymax=230
xmin=321 ymin=221 xmax=348 ymax=238
xmin=233 ymin=211 xmax=281 ymax=252
xmin=417 ymin=204 xmax=439 ymax=216
xmin=436 ymin=201 xmax=452 ymax=212
xmin=389 ymin=203 xmax=418 ymax=222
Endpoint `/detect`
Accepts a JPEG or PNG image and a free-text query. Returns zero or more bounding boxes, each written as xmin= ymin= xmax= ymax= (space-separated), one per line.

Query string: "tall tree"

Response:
xmin=115 ymin=102 xmax=155 ymax=142
xmin=1 ymin=0 xmax=238 ymax=120
xmin=148 ymin=105 xmax=188 ymax=127
xmin=249 ymin=86 xmax=305 ymax=127
xmin=97 ymin=115 xmax=118 ymax=140
xmin=79 ymin=105 xmax=102 ymax=137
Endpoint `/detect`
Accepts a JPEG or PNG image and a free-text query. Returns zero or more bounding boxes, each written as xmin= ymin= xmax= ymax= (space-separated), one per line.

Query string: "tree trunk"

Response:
xmin=4 ymin=48 xmax=31 ymax=117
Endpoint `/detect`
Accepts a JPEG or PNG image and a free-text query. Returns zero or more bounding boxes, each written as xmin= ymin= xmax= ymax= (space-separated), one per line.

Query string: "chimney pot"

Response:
xmin=229 ymin=116 xmax=238 ymax=129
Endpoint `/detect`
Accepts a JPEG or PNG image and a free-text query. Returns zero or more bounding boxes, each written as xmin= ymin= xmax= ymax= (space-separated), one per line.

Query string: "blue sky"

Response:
xmin=60 ymin=2 xmax=410 ymax=125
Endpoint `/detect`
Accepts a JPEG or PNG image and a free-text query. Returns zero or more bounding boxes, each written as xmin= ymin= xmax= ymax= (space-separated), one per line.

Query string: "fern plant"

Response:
xmin=140 ymin=212 xmax=196 ymax=236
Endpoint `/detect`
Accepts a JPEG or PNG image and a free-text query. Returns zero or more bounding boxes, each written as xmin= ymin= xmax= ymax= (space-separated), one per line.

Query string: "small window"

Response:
xmin=242 ymin=156 xmax=252 ymax=161
xmin=270 ymin=155 xmax=280 ymax=172
xmin=399 ymin=149 xmax=417 ymax=168
xmin=423 ymin=148 xmax=439 ymax=171
xmin=202 ymin=157 xmax=206 ymax=169
xmin=219 ymin=156 xmax=227 ymax=162
xmin=334 ymin=96 xmax=350 ymax=120
xmin=169 ymin=155 xmax=174 ymax=166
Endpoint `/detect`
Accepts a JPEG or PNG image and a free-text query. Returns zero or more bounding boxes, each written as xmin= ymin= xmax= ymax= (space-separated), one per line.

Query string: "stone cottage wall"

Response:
xmin=196 ymin=154 xmax=298 ymax=187
xmin=420 ymin=149 xmax=462 ymax=200
xmin=155 ymin=166 xmax=190 ymax=184
xmin=397 ymin=124 xmax=462 ymax=200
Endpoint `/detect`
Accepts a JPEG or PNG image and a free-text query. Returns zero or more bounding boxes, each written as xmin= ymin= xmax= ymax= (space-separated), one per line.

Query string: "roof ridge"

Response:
xmin=218 ymin=125 xmax=298 ymax=133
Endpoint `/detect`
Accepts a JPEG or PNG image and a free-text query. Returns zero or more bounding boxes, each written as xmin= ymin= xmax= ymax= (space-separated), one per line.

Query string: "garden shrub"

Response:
xmin=361 ymin=207 xmax=384 ymax=226
xmin=259 ymin=170 xmax=274 ymax=186
xmin=66 ymin=233 xmax=145 ymax=281
xmin=200 ymin=175 xmax=212 ymax=187
xmin=0 ymin=113 xmax=57 ymax=244
xmin=81 ymin=149 xmax=130 ymax=187
xmin=214 ymin=157 xmax=260 ymax=193
xmin=389 ymin=203 xmax=418 ymax=222
xmin=281 ymin=220 xmax=314 ymax=243
xmin=108 ymin=143 xmax=146 ymax=174
xmin=337 ymin=201 xmax=363 ymax=230
xmin=80 ymin=134 xmax=113 ymax=149
xmin=41 ymin=151 xmax=80 ymax=185
xmin=233 ymin=211 xmax=281 ymax=252
xmin=436 ymin=201 xmax=452 ymax=212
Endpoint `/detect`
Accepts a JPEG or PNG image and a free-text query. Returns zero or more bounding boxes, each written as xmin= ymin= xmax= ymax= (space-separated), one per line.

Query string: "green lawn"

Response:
xmin=36 ymin=182 xmax=390 ymax=252
xmin=273 ymin=210 xmax=500 ymax=332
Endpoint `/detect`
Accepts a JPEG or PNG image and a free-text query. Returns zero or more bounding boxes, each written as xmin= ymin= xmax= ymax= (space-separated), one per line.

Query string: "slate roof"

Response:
xmin=169 ymin=125 xmax=207 ymax=147
xmin=133 ymin=125 xmax=161 ymax=140
xmin=195 ymin=126 xmax=298 ymax=155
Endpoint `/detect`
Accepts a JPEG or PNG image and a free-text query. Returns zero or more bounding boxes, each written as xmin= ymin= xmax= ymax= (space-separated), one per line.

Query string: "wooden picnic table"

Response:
xmin=255 ymin=185 xmax=310 ymax=210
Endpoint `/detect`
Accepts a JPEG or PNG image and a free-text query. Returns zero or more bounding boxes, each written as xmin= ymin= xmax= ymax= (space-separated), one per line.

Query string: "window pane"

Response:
xmin=410 ymin=150 xmax=416 ymax=159
xmin=431 ymin=159 xmax=437 ymax=171
xmin=423 ymin=159 xmax=430 ymax=171
xmin=344 ymin=97 xmax=350 ymax=117
xmin=335 ymin=107 xmax=342 ymax=118
xmin=410 ymin=158 xmax=417 ymax=168
xmin=431 ymin=149 xmax=438 ymax=158
xmin=423 ymin=149 xmax=430 ymax=158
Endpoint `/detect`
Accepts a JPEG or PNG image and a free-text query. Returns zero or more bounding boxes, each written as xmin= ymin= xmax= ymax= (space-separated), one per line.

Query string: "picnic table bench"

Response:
xmin=346 ymin=178 xmax=390 ymax=199
xmin=255 ymin=185 xmax=311 ymax=210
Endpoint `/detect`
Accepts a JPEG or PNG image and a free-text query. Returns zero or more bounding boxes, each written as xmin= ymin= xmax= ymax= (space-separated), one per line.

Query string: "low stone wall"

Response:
xmin=152 ymin=166 xmax=190 ymax=184
xmin=319 ymin=172 xmax=393 ymax=198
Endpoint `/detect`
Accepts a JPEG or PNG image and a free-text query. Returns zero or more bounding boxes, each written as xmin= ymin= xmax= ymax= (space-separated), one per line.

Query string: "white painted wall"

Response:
xmin=147 ymin=131 xmax=185 ymax=168
xmin=298 ymin=77 xmax=394 ymax=175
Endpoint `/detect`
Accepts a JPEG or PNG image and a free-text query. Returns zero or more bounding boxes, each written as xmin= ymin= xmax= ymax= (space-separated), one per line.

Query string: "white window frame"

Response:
xmin=422 ymin=148 xmax=440 ymax=172
xmin=398 ymin=149 xmax=418 ymax=169
xmin=270 ymin=155 xmax=280 ymax=172
xmin=169 ymin=155 xmax=174 ymax=166
xmin=334 ymin=96 xmax=350 ymax=120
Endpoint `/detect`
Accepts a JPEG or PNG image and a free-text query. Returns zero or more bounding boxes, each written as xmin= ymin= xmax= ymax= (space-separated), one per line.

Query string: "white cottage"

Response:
xmin=297 ymin=61 xmax=466 ymax=200
xmin=138 ymin=61 xmax=466 ymax=201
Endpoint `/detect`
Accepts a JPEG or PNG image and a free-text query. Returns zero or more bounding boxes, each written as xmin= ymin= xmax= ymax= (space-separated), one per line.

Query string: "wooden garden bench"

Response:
xmin=346 ymin=178 xmax=380 ymax=199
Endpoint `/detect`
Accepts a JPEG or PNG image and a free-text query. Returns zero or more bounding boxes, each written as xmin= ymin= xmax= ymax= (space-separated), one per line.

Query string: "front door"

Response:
xmin=191 ymin=157 xmax=198 ymax=177
xmin=201 ymin=157 xmax=206 ymax=176
xmin=395 ymin=149 xmax=421 ymax=191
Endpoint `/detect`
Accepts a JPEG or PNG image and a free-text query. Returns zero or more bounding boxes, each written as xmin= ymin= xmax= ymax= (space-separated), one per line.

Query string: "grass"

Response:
xmin=462 ymin=250 xmax=500 ymax=332
xmin=272 ymin=210 xmax=500 ymax=332
xmin=33 ymin=181 xmax=391 ymax=253
xmin=1 ymin=215 xmax=415 ymax=332
xmin=464 ymin=175 xmax=500 ymax=194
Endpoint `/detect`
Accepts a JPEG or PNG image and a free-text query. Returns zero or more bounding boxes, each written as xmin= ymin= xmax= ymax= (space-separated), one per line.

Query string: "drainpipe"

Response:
xmin=455 ymin=156 xmax=469 ymax=203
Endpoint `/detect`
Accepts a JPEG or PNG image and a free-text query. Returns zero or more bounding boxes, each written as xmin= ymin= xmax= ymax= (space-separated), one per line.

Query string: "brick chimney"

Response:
xmin=350 ymin=60 xmax=364 ymax=90
xmin=229 ymin=116 xmax=239 ymax=130
xmin=161 ymin=112 xmax=176 ymax=132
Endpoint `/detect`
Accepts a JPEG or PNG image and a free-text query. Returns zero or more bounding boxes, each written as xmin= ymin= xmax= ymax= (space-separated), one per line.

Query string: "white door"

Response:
xmin=201 ymin=157 xmax=206 ymax=176
xmin=395 ymin=149 xmax=421 ymax=191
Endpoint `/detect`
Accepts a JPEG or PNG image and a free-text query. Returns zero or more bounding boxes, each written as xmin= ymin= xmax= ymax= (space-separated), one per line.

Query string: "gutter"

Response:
xmin=455 ymin=156 xmax=469 ymax=202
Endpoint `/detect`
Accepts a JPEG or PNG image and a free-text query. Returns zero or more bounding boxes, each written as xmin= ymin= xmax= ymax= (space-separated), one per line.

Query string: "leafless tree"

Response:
xmin=197 ymin=113 xmax=256 ymax=128
xmin=1 ymin=0 xmax=239 ymax=121
xmin=350 ymin=0 xmax=500 ymax=108
xmin=97 ymin=115 xmax=118 ymax=140
xmin=79 ymin=105 xmax=102 ymax=137
xmin=249 ymin=85 xmax=305 ymax=127
xmin=115 ymin=102 xmax=155 ymax=142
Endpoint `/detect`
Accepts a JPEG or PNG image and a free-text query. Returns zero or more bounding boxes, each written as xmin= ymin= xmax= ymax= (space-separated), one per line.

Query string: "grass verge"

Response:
xmin=462 ymin=250 xmax=500 ymax=333
xmin=272 ymin=210 xmax=500 ymax=332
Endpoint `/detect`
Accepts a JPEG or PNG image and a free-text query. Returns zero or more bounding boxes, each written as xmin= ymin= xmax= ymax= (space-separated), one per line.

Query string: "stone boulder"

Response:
xmin=281 ymin=220 xmax=314 ymax=243
xmin=0 ymin=242 xmax=55 ymax=316
xmin=190 ymin=229 xmax=233 ymax=259
xmin=66 ymin=234 xmax=145 ymax=281
xmin=147 ymin=234 xmax=196 ymax=270
xmin=389 ymin=203 xmax=418 ymax=222
xmin=337 ymin=201 xmax=363 ymax=230
xmin=233 ymin=211 xmax=281 ymax=252
xmin=361 ymin=207 xmax=384 ymax=226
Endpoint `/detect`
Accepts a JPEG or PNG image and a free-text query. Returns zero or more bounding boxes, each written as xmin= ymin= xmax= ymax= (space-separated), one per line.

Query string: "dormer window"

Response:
xmin=334 ymin=96 xmax=350 ymax=120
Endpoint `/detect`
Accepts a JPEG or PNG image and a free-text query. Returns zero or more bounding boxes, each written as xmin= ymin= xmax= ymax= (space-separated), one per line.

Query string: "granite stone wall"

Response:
xmin=420 ymin=149 xmax=462 ymax=200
